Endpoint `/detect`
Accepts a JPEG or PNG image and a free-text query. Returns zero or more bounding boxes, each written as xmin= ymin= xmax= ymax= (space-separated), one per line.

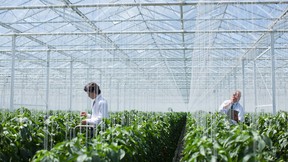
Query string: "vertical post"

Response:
xmin=20 ymin=75 xmax=23 ymax=105
xmin=234 ymin=68 xmax=237 ymax=90
xmin=46 ymin=50 xmax=50 ymax=112
xmin=241 ymin=57 xmax=245 ymax=111
xmin=270 ymin=31 xmax=276 ymax=114
xmin=44 ymin=50 xmax=50 ymax=150
xmin=109 ymin=75 xmax=112 ymax=111
xmin=69 ymin=59 xmax=73 ymax=112
xmin=99 ymin=73 xmax=102 ymax=88
xmin=86 ymin=67 xmax=90 ymax=110
xmin=117 ymin=81 xmax=119 ymax=111
xmin=253 ymin=60 xmax=257 ymax=113
xmin=123 ymin=83 xmax=126 ymax=110
xmin=229 ymin=75 xmax=231 ymax=93
xmin=10 ymin=34 xmax=16 ymax=111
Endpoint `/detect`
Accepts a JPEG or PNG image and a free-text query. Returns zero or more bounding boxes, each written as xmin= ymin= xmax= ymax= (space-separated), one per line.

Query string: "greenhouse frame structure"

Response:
xmin=0 ymin=0 xmax=288 ymax=113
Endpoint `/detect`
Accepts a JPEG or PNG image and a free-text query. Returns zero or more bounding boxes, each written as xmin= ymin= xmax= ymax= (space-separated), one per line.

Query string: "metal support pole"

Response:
xmin=253 ymin=61 xmax=257 ymax=113
xmin=228 ymin=75 xmax=231 ymax=92
xmin=99 ymin=73 xmax=102 ymax=88
xmin=46 ymin=50 xmax=50 ymax=112
xmin=69 ymin=59 xmax=73 ymax=112
xmin=271 ymin=31 xmax=276 ymax=114
xmin=10 ymin=34 xmax=16 ymax=111
xmin=86 ymin=68 xmax=90 ymax=111
xmin=44 ymin=50 xmax=50 ymax=151
xmin=241 ymin=58 xmax=245 ymax=111
xmin=117 ymin=81 xmax=119 ymax=112
xmin=234 ymin=68 xmax=237 ymax=90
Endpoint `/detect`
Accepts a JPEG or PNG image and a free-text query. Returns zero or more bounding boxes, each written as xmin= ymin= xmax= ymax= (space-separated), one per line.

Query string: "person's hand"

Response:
xmin=224 ymin=101 xmax=233 ymax=109
xmin=81 ymin=120 xmax=87 ymax=125
xmin=80 ymin=111 xmax=87 ymax=117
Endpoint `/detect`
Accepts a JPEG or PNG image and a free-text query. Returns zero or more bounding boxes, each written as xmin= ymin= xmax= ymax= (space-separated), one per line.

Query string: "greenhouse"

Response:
xmin=0 ymin=0 xmax=287 ymax=162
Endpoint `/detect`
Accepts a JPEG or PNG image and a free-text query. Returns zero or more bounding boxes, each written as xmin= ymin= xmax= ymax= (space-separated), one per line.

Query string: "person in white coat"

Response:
xmin=81 ymin=82 xmax=109 ymax=125
xmin=219 ymin=90 xmax=245 ymax=123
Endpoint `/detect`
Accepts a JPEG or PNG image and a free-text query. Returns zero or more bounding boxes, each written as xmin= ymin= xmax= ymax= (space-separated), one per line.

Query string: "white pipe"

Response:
xmin=69 ymin=59 xmax=73 ymax=111
xmin=241 ymin=58 xmax=245 ymax=111
xmin=9 ymin=35 xmax=16 ymax=111
xmin=0 ymin=1 xmax=286 ymax=10
xmin=1 ymin=46 xmax=287 ymax=52
xmin=46 ymin=50 xmax=50 ymax=112
xmin=271 ymin=31 xmax=276 ymax=114
xmin=253 ymin=61 xmax=258 ymax=113
xmin=0 ymin=29 xmax=287 ymax=37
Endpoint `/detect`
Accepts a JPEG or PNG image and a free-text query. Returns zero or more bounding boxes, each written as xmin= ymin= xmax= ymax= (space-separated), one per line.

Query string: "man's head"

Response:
xmin=84 ymin=82 xmax=101 ymax=99
xmin=231 ymin=90 xmax=241 ymax=103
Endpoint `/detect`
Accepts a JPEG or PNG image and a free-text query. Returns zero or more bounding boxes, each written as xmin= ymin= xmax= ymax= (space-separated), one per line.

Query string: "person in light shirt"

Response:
xmin=80 ymin=82 xmax=109 ymax=125
xmin=219 ymin=90 xmax=245 ymax=123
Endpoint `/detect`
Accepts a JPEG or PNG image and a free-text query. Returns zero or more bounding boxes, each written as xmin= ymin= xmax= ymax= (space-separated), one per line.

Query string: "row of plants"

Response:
xmin=181 ymin=111 xmax=288 ymax=162
xmin=32 ymin=111 xmax=187 ymax=162
xmin=3 ymin=107 xmax=286 ymax=162
xmin=0 ymin=107 xmax=82 ymax=162
xmin=0 ymin=108 xmax=187 ymax=162
xmin=256 ymin=112 xmax=288 ymax=159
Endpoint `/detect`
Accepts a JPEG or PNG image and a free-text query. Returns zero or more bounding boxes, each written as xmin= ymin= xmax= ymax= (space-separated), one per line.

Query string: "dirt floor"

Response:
xmin=173 ymin=122 xmax=186 ymax=162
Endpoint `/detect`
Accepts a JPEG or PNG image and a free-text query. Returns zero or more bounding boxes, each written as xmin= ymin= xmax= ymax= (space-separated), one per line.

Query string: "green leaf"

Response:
xmin=199 ymin=146 xmax=205 ymax=156
xmin=243 ymin=154 xmax=253 ymax=162
xmin=280 ymin=140 xmax=288 ymax=149
xmin=119 ymin=149 xmax=125 ymax=160
xmin=257 ymin=139 xmax=266 ymax=152
xmin=77 ymin=154 xmax=88 ymax=162
xmin=262 ymin=135 xmax=272 ymax=149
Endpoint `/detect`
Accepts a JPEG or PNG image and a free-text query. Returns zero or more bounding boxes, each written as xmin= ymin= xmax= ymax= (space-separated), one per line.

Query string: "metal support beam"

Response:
xmin=46 ymin=50 xmax=50 ymax=112
xmin=271 ymin=31 xmax=276 ymax=114
xmin=44 ymin=50 xmax=50 ymax=150
xmin=1 ymin=46 xmax=287 ymax=53
xmin=241 ymin=58 xmax=245 ymax=111
xmin=0 ymin=29 xmax=287 ymax=37
xmin=9 ymin=34 xmax=16 ymax=111
xmin=0 ymin=1 xmax=287 ymax=10
xmin=253 ymin=60 xmax=258 ymax=113
xmin=69 ymin=59 xmax=73 ymax=112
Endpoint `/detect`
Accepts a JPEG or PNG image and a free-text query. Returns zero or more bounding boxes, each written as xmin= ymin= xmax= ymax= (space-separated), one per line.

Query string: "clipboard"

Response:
xmin=227 ymin=109 xmax=239 ymax=122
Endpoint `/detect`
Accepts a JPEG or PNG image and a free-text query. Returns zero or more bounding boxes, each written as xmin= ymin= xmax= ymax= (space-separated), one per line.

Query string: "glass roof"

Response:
xmin=0 ymin=0 xmax=287 ymax=113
